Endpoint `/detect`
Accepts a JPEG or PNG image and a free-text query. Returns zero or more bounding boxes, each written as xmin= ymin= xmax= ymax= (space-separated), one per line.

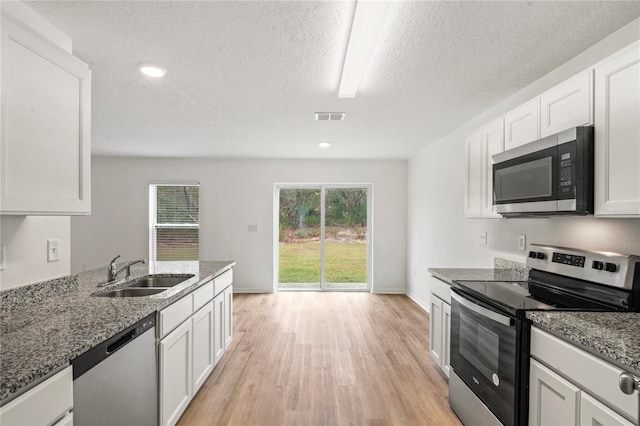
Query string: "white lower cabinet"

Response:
xmin=429 ymin=296 xmax=443 ymax=367
xmin=0 ymin=366 xmax=73 ymax=426
xmin=529 ymin=359 xmax=580 ymax=426
xmin=224 ymin=285 xmax=234 ymax=349
xmin=159 ymin=271 xmax=234 ymax=426
xmin=530 ymin=327 xmax=638 ymax=426
xmin=580 ymin=392 xmax=634 ymax=426
xmin=192 ymin=302 xmax=214 ymax=395
xmin=213 ymin=292 xmax=225 ymax=365
xmin=428 ymin=294 xmax=451 ymax=377
xmin=160 ymin=320 xmax=193 ymax=426
xmin=441 ymin=302 xmax=451 ymax=377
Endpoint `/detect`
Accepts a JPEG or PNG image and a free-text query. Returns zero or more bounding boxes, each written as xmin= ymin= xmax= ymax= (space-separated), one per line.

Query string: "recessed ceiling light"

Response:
xmin=318 ymin=141 xmax=331 ymax=148
xmin=138 ymin=64 xmax=167 ymax=78
xmin=338 ymin=0 xmax=389 ymax=98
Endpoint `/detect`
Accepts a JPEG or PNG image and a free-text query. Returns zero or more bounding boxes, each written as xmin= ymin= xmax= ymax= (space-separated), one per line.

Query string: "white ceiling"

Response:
xmin=27 ymin=1 xmax=640 ymax=160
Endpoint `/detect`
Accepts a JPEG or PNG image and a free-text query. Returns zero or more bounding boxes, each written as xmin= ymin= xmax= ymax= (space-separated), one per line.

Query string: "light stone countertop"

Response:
xmin=527 ymin=311 xmax=640 ymax=375
xmin=0 ymin=260 xmax=235 ymax=404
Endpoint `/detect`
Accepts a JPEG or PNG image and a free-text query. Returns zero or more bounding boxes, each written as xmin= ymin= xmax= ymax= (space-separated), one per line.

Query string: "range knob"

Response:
xmin=529 ymin=251 xmax=537 ymax=259
xmin=592 ymin=261 xmax=604 ymax=270
xmin=605 ymin=263 xmax=618 ymax=273
xmin=536 ymin=252 xmax=546 ymax=260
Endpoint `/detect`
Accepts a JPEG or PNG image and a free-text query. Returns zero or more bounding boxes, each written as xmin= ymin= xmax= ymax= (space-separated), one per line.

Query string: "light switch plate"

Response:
xmin=0 ymin=244 xmax=4 ymax=271
xmin=480 ymin=232 xmax=487 ymax=245
xmin=47 ymin=239 xmax=60 ymax=262
xmin=248 ymin=225 xmax=258 ymax=232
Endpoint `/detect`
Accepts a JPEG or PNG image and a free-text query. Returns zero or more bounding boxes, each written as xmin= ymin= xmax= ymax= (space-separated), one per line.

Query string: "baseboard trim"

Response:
xmin=232 ymin=288 xmax=274 ymax=294
xmin=372 ymin=288 xmax=406 ymax=294
xmin=406 ymin=291 xmax=430 ymax=314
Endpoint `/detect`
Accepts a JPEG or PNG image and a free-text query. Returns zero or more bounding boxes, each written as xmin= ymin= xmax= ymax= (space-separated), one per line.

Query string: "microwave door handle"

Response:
xmin=451 ymin=292 xmax=513 ymax=327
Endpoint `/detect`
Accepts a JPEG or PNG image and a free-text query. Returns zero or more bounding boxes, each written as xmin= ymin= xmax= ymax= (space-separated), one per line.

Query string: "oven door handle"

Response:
xmin=451 ymin=292 xmax=513 ymax=327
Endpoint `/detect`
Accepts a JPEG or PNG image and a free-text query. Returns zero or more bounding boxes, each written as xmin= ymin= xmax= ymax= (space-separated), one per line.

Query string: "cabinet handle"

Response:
xmin=619 ymin=372 xmax=640 ymax=423
xmin=619 ymin=372 xmax=640 ymax=395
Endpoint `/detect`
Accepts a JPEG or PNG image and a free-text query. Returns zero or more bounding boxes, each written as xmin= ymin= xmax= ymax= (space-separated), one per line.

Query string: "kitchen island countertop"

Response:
xmin=0 ymin=260 xmax=235 ymax=404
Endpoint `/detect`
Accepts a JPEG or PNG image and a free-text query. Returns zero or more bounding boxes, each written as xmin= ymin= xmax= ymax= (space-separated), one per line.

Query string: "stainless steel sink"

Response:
xmin=126 ymin=275 xmax=194 ymax=288
xmin=94 ymin=288 xmax=167 ymax=297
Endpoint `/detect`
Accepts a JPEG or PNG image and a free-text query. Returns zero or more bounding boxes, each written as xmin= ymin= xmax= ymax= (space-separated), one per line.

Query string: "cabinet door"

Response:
xmin=160 ymin=320 xmax=192 ymax=426
xmin=213 ymin=292 xmax=225 ymax=366
xmin=429 ymin=295 xmax=443 ymax=367
xmin=504 ymin=97 xmax=540 ymax=150
xmin=192 ymin=301 xmax=214 ymax=395
xmin=1 ymin=16 xmax=91 ymax=215
xmin=224 ymin=285 xmax=233 ymax=349
xmin=540 ymin=70 xmax=593 ymax=138
xmin=481 ymin=117 xmax=504 ymax=218
xmin=441 ymin=302 xmax=451 ymax=378
xmin=529 ymin=359 xmax=580 ymax=426
xmin=464 ymin=131 xmax=483 ymax=218
xmin=580 ymin=392 xmax=634 ymax=426
xmin=594 ymin=41 xmax=640 ymax=217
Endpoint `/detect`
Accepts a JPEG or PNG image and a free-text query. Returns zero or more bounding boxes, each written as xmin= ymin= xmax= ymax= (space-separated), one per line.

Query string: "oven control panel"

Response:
xmin=526 ymin=244 xmax=639 ymax=290
xmin=551 ymin=252 xmax=586 ymax=268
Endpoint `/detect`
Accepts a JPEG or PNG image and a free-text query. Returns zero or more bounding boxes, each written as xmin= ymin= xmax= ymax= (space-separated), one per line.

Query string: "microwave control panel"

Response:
xmin=557 ymin=141 xmax=577 ymax=198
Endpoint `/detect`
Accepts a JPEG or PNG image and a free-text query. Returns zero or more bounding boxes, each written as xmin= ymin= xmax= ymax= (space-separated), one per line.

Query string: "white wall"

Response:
xmin=0 ymin=216 xmax=71 ymax=289
xmin=71 ymin=158 xmax=407 ymax=293
xmin=407 ymin=18 xmax=640 ymax=310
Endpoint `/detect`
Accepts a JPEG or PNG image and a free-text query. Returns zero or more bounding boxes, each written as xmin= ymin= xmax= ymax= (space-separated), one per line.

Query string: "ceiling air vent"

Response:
xmin=315 ymin=112 xmax=345 ymax=121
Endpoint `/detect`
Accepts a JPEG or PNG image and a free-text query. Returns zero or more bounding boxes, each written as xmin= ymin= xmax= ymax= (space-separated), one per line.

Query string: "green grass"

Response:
xmin=279 ymin=241 xmax=366 ymax=283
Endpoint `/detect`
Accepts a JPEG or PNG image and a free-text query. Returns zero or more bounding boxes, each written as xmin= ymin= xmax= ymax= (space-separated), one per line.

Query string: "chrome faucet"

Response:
xmin=103 ymin=254 xmax=146 ymax=284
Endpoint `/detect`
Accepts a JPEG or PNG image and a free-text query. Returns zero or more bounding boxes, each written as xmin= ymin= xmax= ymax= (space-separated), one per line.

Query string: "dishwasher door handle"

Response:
xmin=106 ymin=329 xmax=136 ymax=354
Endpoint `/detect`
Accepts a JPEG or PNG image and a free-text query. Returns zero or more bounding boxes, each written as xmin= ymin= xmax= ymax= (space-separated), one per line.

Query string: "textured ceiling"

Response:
xmin=26 ymin=1 xmax=640 ymax=159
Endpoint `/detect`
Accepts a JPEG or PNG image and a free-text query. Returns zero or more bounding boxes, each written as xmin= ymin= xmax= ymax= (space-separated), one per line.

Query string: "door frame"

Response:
xmin=273 ymin=183 xmax=373 ymax=292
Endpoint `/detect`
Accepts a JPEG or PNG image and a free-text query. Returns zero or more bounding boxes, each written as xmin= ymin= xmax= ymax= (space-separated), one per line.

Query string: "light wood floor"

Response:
xmin=178 ymin=292 xmax=461 ymax=426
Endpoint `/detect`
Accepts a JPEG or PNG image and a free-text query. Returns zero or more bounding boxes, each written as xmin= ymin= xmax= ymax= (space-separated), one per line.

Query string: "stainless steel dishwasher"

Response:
xmin=72 ymin=313 xmax=157 ymax=426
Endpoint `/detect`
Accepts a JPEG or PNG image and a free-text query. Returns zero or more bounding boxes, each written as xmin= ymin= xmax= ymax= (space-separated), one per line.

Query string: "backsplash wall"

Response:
xmin=0 ymin=216 xmax=71 ymax=290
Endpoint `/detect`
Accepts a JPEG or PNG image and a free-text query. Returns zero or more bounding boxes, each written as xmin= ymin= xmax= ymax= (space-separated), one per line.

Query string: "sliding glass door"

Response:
xmin=276 ymin=184 xmax=371 ymax=291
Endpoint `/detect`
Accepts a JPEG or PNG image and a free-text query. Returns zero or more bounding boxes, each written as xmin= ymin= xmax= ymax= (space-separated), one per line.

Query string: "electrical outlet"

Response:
xmin=248 ymin=225 xmax=258 ymax=232
xmin=480 ymin=232 xmax=487 ymax=245
xmin=518 ymin=235 xmax=526 ymax=251
xmin=47 ymin=239 xmax=60 ymax=262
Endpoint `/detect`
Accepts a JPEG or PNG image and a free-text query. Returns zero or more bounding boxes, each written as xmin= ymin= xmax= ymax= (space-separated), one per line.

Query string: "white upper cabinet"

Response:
xmin=481 ymin=117 xmax=504 ymax=218
xmin=1 ymin=9 xmax=91 ymax=215
xmin=540 ymin=69 xmax=593 ymax=138
xmin=594 ymin=41 xmax=640 ymax=217
xmin=504 ymin=97 xmax=540 ymax=150
xmin=465 ymin=119 xmax=504 ymax=219
xmin=464 ymin=131 xmax=483 ymax=218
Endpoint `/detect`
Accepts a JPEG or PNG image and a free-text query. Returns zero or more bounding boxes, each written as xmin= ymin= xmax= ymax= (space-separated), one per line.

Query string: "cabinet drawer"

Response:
xmin=214 ymin=269 xmax=233 ymax=296
xmin=0 ymin=366 xmax=72 ymax=426
xmin=159 ymin=295 xmax=193 ymax=338
xmin=429 ymin=275 xmax=451 ymax=304
xmin=192 ymin=281 xmax=214 ymax=312
xmin=531 ymin=327 xmax=637 ymax=422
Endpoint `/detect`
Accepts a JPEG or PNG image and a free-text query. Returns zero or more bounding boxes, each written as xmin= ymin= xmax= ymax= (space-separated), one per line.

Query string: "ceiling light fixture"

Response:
xmin=138 ymin=64 xmax=167 ymax=78
xmin=318 ymin=141 xmax=332 ymax=148
xmin=338 ymin=0 xmax=389 ymax=98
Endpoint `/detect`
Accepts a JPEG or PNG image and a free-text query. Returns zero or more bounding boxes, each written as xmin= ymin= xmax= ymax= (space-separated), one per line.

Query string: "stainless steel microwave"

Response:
xmin=492 ymin=126 xmax=594 ymax=217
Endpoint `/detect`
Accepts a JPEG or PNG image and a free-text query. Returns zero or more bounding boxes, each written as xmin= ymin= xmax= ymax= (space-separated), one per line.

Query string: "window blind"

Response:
xmin=150 ymin=184 xmax=199 ymax=261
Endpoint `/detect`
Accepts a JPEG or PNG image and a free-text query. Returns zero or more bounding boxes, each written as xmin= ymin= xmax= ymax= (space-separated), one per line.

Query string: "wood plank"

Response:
xmin=178 ymin=293 xmax=461 ymax=426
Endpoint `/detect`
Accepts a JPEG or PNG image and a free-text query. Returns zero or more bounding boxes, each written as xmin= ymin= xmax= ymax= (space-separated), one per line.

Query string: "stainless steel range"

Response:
xmin=448 ymin=244 xmax=640 ymax=426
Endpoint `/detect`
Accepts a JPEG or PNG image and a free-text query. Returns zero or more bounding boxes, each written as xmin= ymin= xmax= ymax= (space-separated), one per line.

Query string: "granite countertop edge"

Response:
xmin=526 ymin=311 xmax=640 ymax=376
xmin=0 ymin=260 xmax=235 ymax=404
xmin=428 ymin=267 xmax=529 ymax=284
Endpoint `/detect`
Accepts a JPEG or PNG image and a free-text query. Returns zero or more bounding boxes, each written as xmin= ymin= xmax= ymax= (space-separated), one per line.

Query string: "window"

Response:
xmin=149 ymin=183 xmax=199 ymax=263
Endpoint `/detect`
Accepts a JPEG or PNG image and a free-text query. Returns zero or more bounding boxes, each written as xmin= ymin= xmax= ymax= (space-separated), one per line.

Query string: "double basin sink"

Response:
xmin=95 ymin=275 xmax=195 ymax=298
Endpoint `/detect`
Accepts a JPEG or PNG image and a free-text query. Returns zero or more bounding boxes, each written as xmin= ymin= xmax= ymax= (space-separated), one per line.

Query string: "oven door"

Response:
xmin=450 ymin=290 xmax=517 ymax=426
xmin=492 ymin=138 xmax=559 ymax=215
